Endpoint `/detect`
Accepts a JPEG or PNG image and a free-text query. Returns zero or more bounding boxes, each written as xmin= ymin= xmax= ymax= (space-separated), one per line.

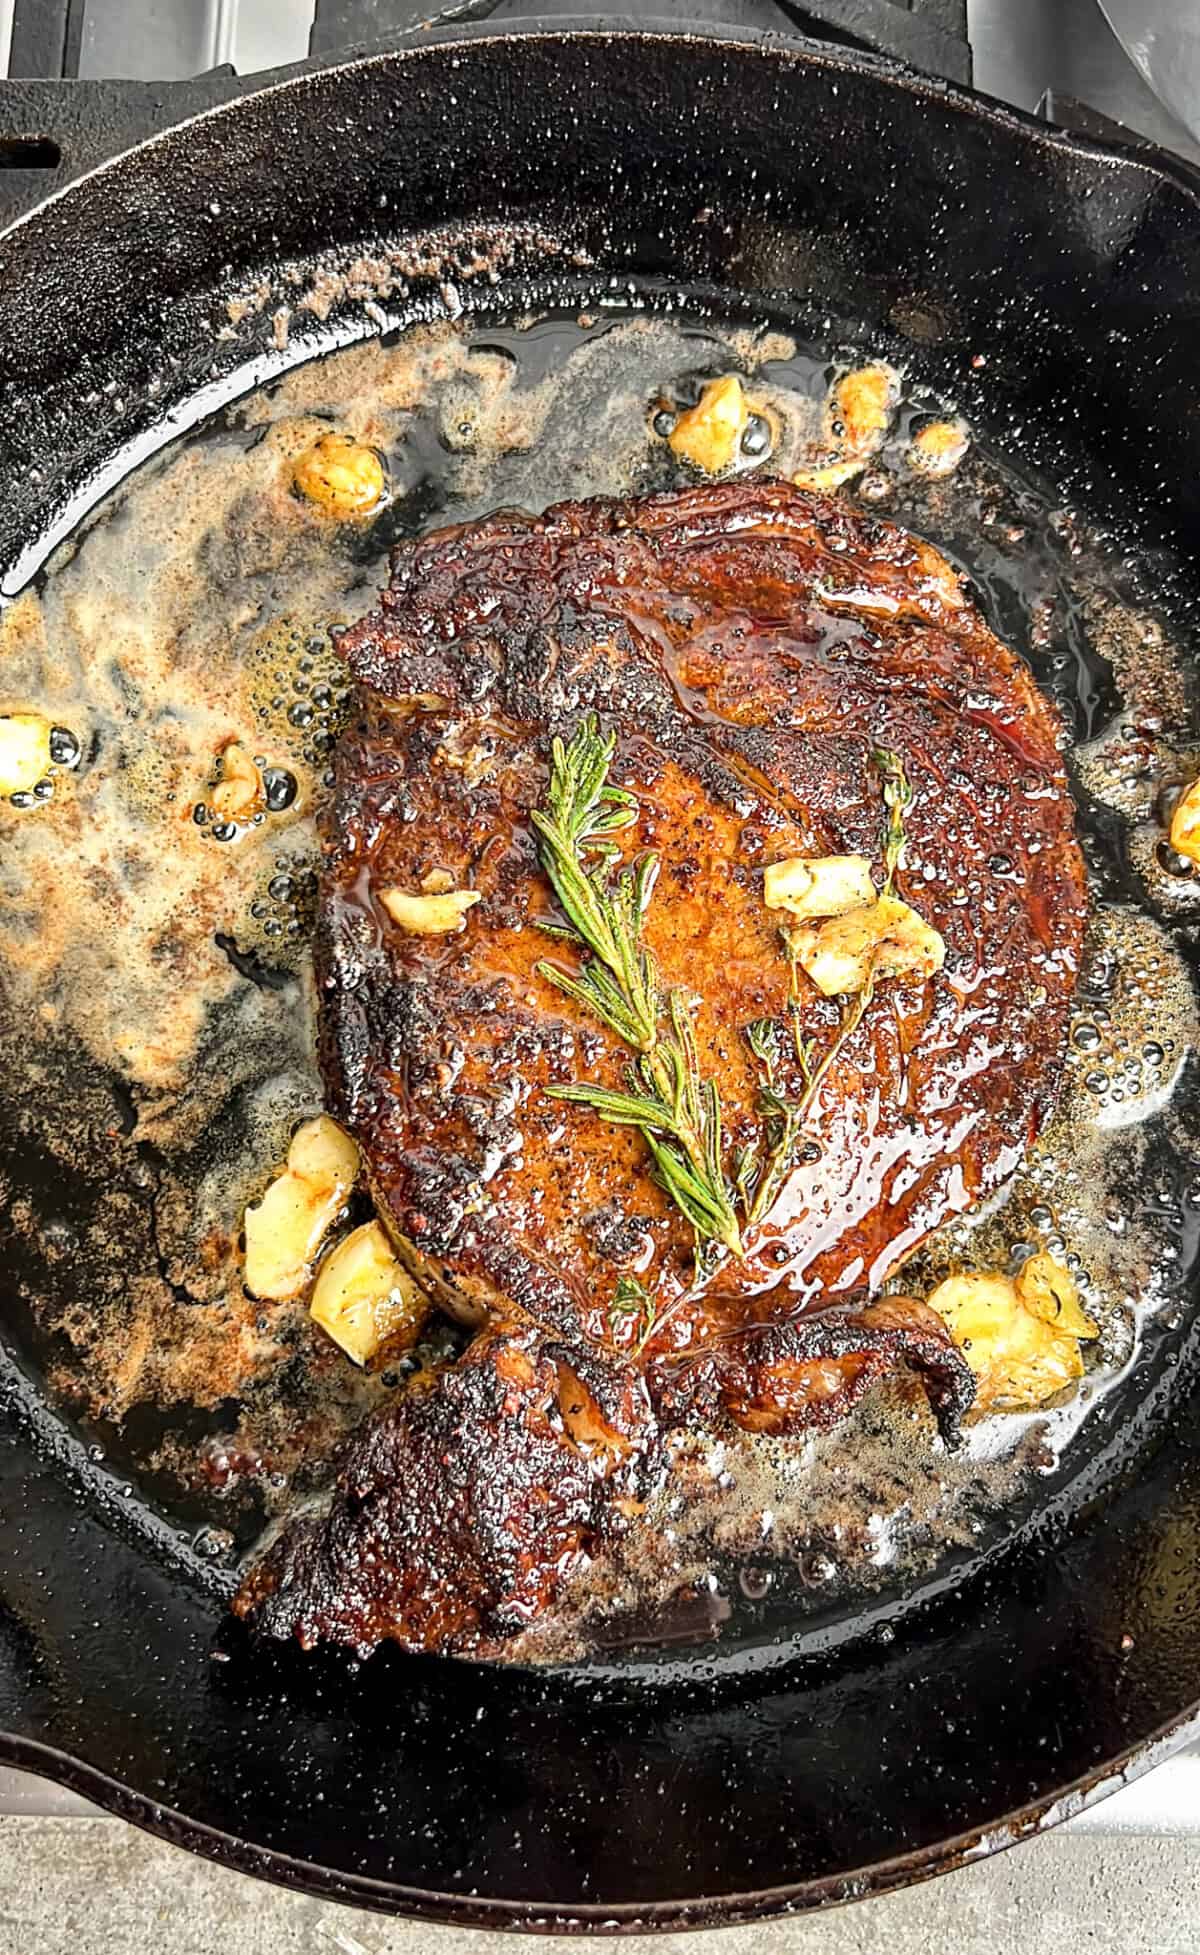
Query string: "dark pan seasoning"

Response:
xmin=1 ymin=309 xmax=1197 ymax=1669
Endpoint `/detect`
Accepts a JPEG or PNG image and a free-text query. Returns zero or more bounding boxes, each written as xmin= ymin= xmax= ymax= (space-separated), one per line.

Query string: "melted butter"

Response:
xmin=2 ymin=304 xmax=1199 ymax=1660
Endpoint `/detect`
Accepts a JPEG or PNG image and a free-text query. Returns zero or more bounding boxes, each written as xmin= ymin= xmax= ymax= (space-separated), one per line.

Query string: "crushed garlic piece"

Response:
xmin=906 ymin=417 xmax=971 ymax=478
xmin=0 ymin=712 xmax=53 ymax=797
xmin=1016 ymin=1250 xmax=1099 ymax=1340
xmin=763 ymin=854 xmax=875 ymax=921
xmin=793 ymin=364 xmax=899 ymax=493
xmin=310 ymin=1221 xmax=430 ymax=1366
xmin=926 ymin=1256 xmax=1098 ymax=1412
xmin=210 ymin=741 xmax=264 ymax=821
xmin=379 ymin=885 xmax=480 ymax=933
xmin=830 ymin=363 xmax=899 ymax=460
xmin=420 ymin=867 xmax=456 ymax=894
xmin=292 ymin=432 xmax=386 ymax=517
xmin=667 ymin=375 xmax=750 ymax=475
xmin=1169 ymin=779 xmax=1200 ymax=864
xmin=243 ymin=1114 xmax=359 ymax=1301
xmin=787 ymin=893 xmax=945 ymax=997
xmin=792 ymin=458 xmax=868 ymax=494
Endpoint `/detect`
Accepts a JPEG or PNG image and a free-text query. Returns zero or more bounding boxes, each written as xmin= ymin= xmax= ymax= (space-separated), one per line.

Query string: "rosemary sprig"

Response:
xmin=535 ymin=721 xmax=915 ymax=1264
xmin=530 ymin=720 xmax=657 ymax=1050
xmin=534 ymin=716 xmax=744 ymax=1259
xmin=739 ymin=1018 xmax=804 ymax=1226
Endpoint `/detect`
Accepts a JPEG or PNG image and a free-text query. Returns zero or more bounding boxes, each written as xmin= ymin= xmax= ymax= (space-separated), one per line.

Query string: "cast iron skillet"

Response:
xmin=3 ymin=19 xmax=1200 ymax=1932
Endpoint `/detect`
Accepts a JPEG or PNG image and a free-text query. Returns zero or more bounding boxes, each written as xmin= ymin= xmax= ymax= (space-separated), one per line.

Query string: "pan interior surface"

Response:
xmin=2 ymin=290 xmax=1199 ymax=1677
xmin=2 ymin=27 xmax=1200 ymax=1927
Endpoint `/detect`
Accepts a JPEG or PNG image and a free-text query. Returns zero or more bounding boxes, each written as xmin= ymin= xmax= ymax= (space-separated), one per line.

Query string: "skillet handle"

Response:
xmin=0 ymin=72 xmax=251 ymax=232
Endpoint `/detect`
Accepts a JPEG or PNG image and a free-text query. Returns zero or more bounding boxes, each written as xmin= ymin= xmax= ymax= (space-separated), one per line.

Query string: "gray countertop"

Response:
xmin=2 ymin=1807 xmax=1200 ymax=1954
xmin=3 ymin=1751 xmax=1199 ymax=1951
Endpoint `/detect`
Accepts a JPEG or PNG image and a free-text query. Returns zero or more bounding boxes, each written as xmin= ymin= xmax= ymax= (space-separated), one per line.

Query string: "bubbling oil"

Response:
xmin=1 ymin=305 xmax=1198 ymax=1663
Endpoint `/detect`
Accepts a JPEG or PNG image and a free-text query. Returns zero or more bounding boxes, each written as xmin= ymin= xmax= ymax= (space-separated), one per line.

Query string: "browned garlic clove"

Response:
xmin=310 ymin=1221 xmax=430 ymax=1365
xmin=210 ymin=741 xmax=264 ymax=821
xmin=667 ymin=376 xmax=750 ymax=476
xmin=292 ymin=432 xmax=387 ymax=518
xmin=763 ymin=853 xmax=875 ymax=921
xmin=243 ymin=1115 xmax=359 ymax=1302
xmin=787 ymin=893 xmax=945 ymax=997
xmin=906 ymin=417 xmax=971 ymax=478
xmin=1169 ymin=778 xmax=1200 ymax=864
xmin=925 ymin=1256 xmax=1097 ymax=1412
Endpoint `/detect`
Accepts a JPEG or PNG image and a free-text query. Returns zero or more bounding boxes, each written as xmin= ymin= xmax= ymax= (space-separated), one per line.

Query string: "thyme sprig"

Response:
xmin=534 ymin=716 xmax=744 ymax=1259
xmin=873 ymin=744 xmax=913 ymax=897
xmin=607 ymin=1273 xmax=662 ymax=1355
xmin=737 ymin=1018 xmax=805 ymax=1226
xmin=738 ymin=746 xmax=914 ymax=1223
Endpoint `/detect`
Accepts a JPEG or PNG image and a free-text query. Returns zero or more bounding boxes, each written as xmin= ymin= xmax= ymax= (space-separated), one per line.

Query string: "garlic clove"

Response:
xmin=667 ymin=375 xmax=750 ymax=476
xmin=869 ymin=895 xmax=947 ymax=984
xmin=828 ymin=363 xmax=899 ymax=460
xmin=292 ymin=432 xmax=387 ymax=518
xmin=379 ymin=886 xmax=480 ymax=934
xmin=763 ymin=853 xmax=875 ymax=921
xmin=788 ymin=894 xmax=945 ymax=997
xmin=785 ymin=922 xmax=868 ymax=998
xmin=310 ymin=1221 xmax=430 ymax=1365
xmin=210 ymin=741 xmax=264 ymax=821
xmin=243 ymin=1114 xmax=359 ymax=1302
xmin=792 ymin=458 xmax=868 ymax=493
xmin=0 ymin=712 xmax=53 ymax=798
xmin=1016 ymin=1251 xmax=1098 ymax=1341
xmin=1169 ymin=778 xmax=1200 ymax=864
xmin=925 ymin=1267 xmax=1089 ymax=1413
xmin=906 ymin=418 xmax=971 ymax=478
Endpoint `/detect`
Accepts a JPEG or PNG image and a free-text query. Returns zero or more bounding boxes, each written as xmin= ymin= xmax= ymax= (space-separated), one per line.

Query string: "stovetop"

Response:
xmin=0 ymin=0 xmax=1196 ymax=1840
xmin=0 ymin=0 xmax=1193 ymax=242
xmin=0 ymin=0 xmax=1197 ymax=164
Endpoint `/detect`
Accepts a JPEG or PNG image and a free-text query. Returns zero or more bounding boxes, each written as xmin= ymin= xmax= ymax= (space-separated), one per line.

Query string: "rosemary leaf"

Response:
xmin=537 ymin=963 xmax=653 ymax=1052
xmin=546 ymin=1080 xmax=681 ymax=1131
xmin=534 ymin=715 xmax=744 ymax=1260
xmin=644 ymin=1130 xmax=742 ymax=1244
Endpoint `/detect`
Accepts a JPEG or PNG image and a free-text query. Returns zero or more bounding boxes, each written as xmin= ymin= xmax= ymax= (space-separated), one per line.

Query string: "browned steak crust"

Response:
xmin=236 ymin=1327 xmax=658 ymax=1657
xmin=235 ymin=1303 xmax=971 ymax=1658
xmin=316 ymin=479 xmax=1086 ymax=1350
xmin=650 ymin=1297 xmax=976 ymax=1439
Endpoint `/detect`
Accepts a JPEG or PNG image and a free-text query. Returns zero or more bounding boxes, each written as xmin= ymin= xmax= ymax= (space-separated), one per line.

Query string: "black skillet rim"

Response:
xmin=1 ymin=1704 xmax=1198 ymax=1932
xmin=3 ymin=19 xmax=1200 ymax=1931
xmin=3 ymin=15 xmax=1200 ymax=242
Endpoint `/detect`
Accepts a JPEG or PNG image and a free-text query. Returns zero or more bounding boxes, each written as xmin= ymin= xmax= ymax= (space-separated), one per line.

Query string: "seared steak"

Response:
xmin=236 ymin=1303 xmax=971 ymax=1659
xmin=237 ymin=1327 xmax=658 ymax=1656
xmin=315 ymin=479 xmax=1084 ymax=1345
xmin=236 ymin=479 xmax=1085 ymax=1657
